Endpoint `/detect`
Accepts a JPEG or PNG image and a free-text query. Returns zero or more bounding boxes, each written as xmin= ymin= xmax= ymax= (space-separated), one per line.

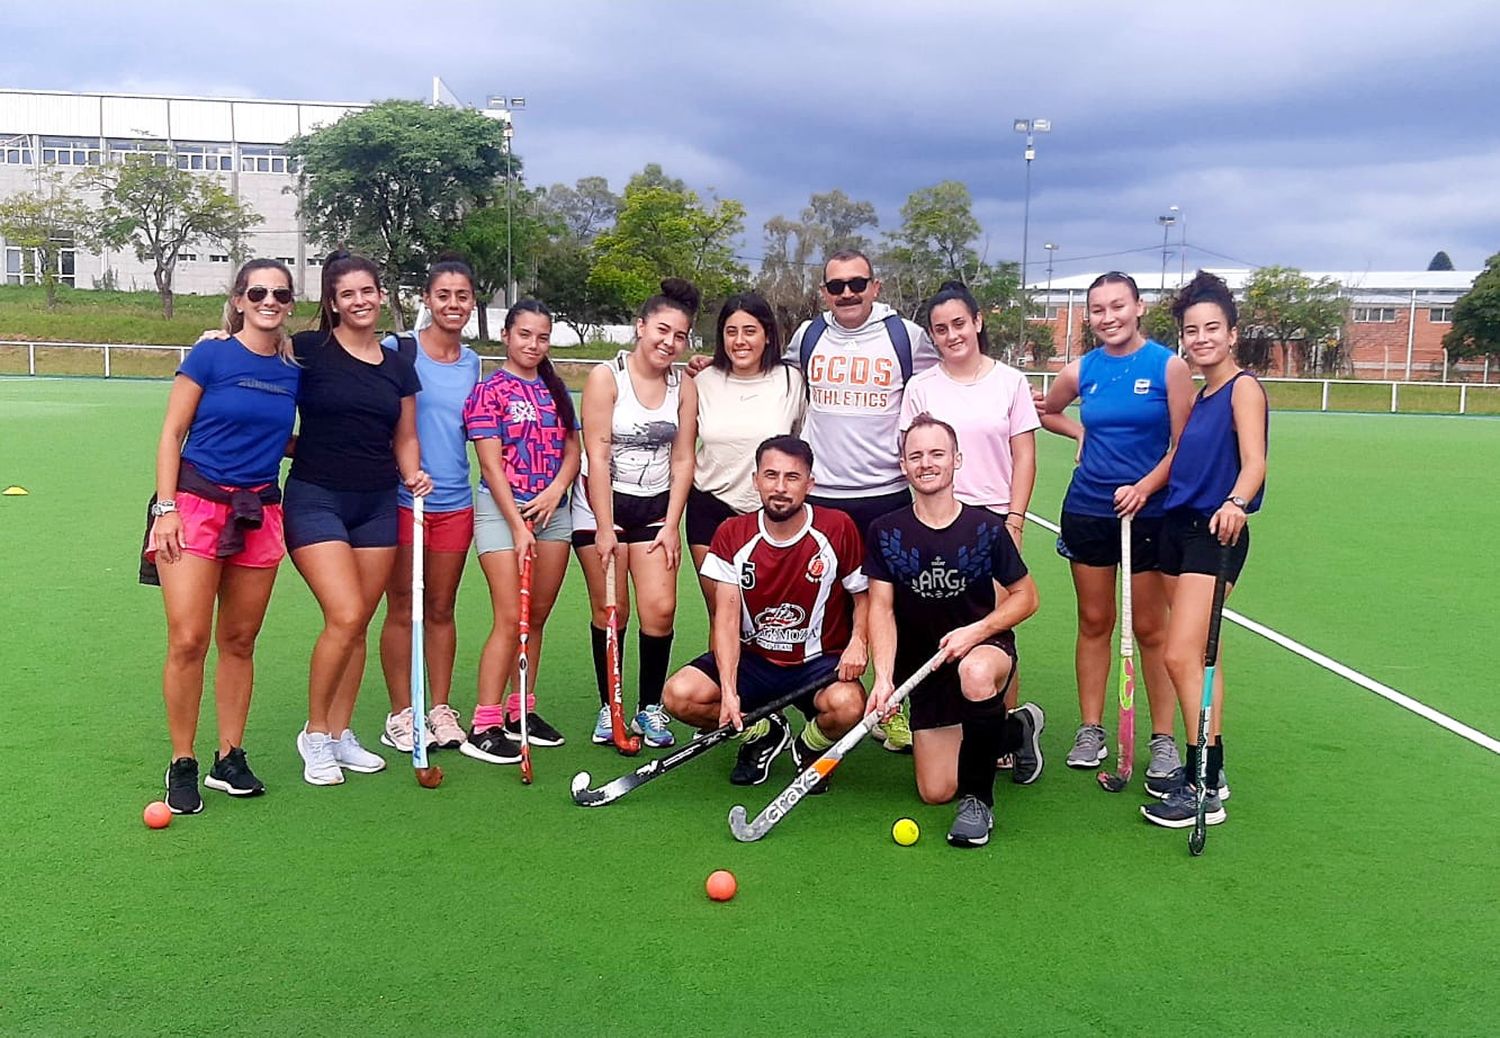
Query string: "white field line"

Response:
xmin=1023 ymin=511 xmax=1500 ymax=756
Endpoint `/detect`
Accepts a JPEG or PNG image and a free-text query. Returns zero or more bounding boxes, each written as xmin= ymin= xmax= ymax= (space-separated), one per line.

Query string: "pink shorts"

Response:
xmin=146 ymin=490 xmax=286 ymax=568
xmin=397 ymin=505 xmax=475 ymax=553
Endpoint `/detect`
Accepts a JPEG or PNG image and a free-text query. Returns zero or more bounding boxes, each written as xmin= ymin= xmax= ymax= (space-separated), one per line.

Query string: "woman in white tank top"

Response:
xmin=573 ymin=278 xmax=701 ymax=749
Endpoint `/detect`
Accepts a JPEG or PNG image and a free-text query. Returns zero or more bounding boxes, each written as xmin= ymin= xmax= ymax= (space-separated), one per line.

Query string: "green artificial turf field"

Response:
xmin=2 ymin=378 xmax=1497 ymax=1036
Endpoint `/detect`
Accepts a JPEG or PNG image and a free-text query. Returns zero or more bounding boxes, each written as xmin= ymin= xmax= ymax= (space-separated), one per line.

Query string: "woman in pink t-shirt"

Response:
xmin=899 ymin=280 xmax=1043 ymax=780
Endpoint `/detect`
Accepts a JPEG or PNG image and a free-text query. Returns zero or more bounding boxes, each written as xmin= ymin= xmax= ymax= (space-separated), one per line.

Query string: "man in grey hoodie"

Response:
xmin=785 ymin=249 xmax=939 ymax=538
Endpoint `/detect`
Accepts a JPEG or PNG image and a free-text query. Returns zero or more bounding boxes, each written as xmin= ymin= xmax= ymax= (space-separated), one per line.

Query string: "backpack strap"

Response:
xmin=386 ymin=331 xmax=418 ymax=363
xmin=882 ymin=314 xmax=914 ymax=384
xmin=798 ymin=315 xmax=829 ymax=374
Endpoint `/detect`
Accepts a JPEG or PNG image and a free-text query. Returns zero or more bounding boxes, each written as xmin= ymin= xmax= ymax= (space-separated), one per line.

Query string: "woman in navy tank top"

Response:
xmin=1143 ymin=271 xmax=1267 ymax=831
xmin=1036 ymin=272 xmax=1195 ymax=780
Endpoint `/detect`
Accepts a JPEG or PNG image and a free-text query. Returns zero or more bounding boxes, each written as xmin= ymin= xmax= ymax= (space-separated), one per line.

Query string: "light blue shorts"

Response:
xmin=473 ymin=488 xmax=572 ymax=555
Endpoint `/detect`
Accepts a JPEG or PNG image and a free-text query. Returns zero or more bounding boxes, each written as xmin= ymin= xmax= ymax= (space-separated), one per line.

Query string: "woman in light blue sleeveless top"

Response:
xmin=1143 ymin=271 xmax=1267 ymax=831
xmin=1037 ymin=272 xmax=1195 ymax=778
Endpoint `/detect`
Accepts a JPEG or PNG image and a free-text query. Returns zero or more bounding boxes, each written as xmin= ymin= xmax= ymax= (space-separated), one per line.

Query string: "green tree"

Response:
xmin=1238 ymin=266 xmax=1344 ymax=376
xmin=589 ymin=165 xmax=748 ymax=317
xmin=532 ymin=237 xmax=632 ymax=345
xmin=879 ymin=181 xmax=985 ymax=317
xmin=450 ymin=188 xmax=555 ymax=340
xmin=802 ymin=188 xmax=878 ymax=255
xmin=289 ymin=100 xmax=507 ymax=327
xmin=1443 ymin=253 xmax=1500 ymax=370
xmin=1143 ymin=289 xmax=1180 ymax=349
xmin=0 ymin=172 xmax=96 ymax=309
xmin=1427 ymin=250 xmax=1455 ymax=271
xmin=83 ymin=155 xmax=261 ymax=318
xmin=756 ymin=214 xmax=819 ymax=334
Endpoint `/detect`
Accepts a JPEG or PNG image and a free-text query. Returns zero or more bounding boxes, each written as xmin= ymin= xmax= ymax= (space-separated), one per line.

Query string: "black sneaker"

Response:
xmin=164 ymin=756 xmax=203 ymax=815
xmin=788 ymin=733 xmax=831 ymax=795
xmin=730 ymin=714 xmax=791 ymax=786
xmin=204 ymin=746 xmax=266 ymax=797
xmin=1145 ymin=766 xmax=1188 ymax=799
xmin=504 ymin=711 xmax=567 ymax=748
xmin=1011 ymin=702 xmax=1045 ymax=785
xmin=459 ymin=725 xmax=523 ymax=765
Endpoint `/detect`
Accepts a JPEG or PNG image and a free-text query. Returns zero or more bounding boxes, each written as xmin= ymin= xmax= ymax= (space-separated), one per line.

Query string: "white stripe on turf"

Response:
xmin=1023 ymin=511 xmax=1500 ymax=757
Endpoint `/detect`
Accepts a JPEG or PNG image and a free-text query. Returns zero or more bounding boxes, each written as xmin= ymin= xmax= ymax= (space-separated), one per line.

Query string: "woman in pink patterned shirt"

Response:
xmin=459 ymin=300 xmax=581 ymax=762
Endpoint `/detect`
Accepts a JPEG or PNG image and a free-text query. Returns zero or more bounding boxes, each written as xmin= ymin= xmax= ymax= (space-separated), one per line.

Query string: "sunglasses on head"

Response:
xmin=824 ymin=276 xmax=872 ymax=295
xmin=246 ymin=286 xmax=294 ymax=304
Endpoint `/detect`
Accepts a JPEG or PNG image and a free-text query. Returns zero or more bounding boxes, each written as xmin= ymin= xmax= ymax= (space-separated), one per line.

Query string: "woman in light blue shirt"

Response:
xmin=377 ymin=258 xmax=483 ymax=755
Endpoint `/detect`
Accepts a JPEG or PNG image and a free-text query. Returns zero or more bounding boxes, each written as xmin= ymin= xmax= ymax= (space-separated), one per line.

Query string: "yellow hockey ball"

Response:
xmin=892 ymin=817 xmax=919 ymax=846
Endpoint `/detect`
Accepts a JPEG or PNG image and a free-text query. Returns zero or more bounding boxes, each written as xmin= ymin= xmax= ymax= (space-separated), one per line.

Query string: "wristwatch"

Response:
xmin=1224 ymin=496 xmax=1248 ymax=510
xmin=151 ymin=498 xmax=178 ymax=517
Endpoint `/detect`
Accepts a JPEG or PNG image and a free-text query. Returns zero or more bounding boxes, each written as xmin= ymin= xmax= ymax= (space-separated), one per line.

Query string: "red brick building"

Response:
xmin=1031 ymin=269 xmax=1484 ymax=382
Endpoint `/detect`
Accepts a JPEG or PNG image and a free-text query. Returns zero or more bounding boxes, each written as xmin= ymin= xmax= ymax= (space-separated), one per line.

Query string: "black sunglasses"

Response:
xmin=246 ymin=285 xmax=294 ymax=304
xmin=823 ymin=276 xmax=872 ymax=295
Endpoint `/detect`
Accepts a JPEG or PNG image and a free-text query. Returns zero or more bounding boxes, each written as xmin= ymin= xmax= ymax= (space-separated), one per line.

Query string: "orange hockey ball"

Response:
xmin=143 ymin=801 xmax=172 ymax=829
xmin=705 ymin=869 xmax=737 ymax=902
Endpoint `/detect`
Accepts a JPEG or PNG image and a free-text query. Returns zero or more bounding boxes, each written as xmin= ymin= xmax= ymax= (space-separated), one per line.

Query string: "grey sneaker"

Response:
xmin=1146 ymin=735 xmax=1182 ymax=779
xmin=946 ymin=795 xmax=994 ymax=848
xmin=1141 ymin=783 xmax=1225 ymax=828
xmin=1066 ymin=724 xmax=1108 ymax=769
xmin=1011 ymin=702 xmax=1045 ymax=785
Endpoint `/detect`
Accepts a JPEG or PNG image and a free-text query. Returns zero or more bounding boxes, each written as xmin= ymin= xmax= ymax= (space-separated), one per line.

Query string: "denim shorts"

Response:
xmin=473 ymin=488 xmax=572 ymax=555
xmin=283 ymin=476 xmax=398 ymax=551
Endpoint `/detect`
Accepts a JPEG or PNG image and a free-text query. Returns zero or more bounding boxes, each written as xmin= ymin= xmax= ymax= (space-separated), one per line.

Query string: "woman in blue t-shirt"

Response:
xmin=1143 ymin=271 xmax=1267 ymax=831
xmin=1037 ymin=272 xmax=1194 ymax=782
xmin=284 ymin=251 xmax=432 ymax=787
xmin=375 ymin=259 xmax=482 ymax=757
xmin=147 ymin=259 xmax=300 ymax=815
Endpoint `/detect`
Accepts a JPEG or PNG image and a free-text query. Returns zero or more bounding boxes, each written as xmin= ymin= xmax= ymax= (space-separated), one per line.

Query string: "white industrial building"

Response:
xmin=0 ymin=87 xmax=368 ymax=298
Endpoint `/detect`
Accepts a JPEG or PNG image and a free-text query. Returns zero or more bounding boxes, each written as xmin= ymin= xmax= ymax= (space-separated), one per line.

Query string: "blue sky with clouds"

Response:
xmin=6 ymin=0 xmax=1499 ymax=279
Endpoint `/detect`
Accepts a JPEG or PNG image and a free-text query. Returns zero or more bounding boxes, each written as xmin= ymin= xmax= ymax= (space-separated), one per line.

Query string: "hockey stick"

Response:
xmin=728 ymin=650 xmax=945 ymax=842
xmin=411 ymin=496 xmax=442 ymax=788
xmin=1189 ymin=547 xmax=1233 ymax=856
xmin=604 ymin=555 xmax=641 ymax=756
xmin=517 ymin=522 xmax=535 ymax=785
xmin=1099 ymin=516 xmax=1136 ymax=792
xmin=571 ymin=672 xmax=834 ymax=807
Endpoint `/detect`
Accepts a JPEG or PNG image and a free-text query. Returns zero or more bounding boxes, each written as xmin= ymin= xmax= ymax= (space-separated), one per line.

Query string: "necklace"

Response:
xmin=946 ymin=357 xmax=993 ymax=385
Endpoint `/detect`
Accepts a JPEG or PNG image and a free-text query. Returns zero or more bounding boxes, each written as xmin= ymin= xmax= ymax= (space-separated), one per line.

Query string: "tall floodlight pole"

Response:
xmin=1157 ymin=211 xmax=1177 ymax=298
xmin=1013 ymin=118 xmax=1051 ymax=313
xmin=487 ymin=95 xmax=527 ymax=306
xmin=1171 ymin=205 xmax=1185 ymax=284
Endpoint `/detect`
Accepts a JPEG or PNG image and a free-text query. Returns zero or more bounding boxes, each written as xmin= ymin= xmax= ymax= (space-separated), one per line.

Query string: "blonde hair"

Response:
xmin=223 ymin=259 xmax=296 ymax=363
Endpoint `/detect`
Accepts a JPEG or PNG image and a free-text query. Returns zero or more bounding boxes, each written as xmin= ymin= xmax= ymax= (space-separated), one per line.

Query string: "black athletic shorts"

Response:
xmin=901 ymin=633 xmax=1018 ymax=731
xmin=686 ymin=651 xmax=840 ymax=720
xmin=571 ymin=489 xmax=672 ymax=548
xmin=807 ymin=489 xmax=910 ymax=543
xmin=685 ymin=486 xmax=741 ymax=548
xmin=1056 ymin=510 xmax=1162 ymax=572
xmin=1159 ymin=509 xmax=1250 ymax=584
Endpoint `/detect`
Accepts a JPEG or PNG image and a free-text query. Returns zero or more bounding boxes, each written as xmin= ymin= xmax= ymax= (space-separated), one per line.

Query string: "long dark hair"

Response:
xmin=922 ymin=280 xmax=992 ymax=356
xmin=504 ymin=299 xmax=577 ymax=433
xmin=316 ymin=249 xmax=382 ymax=334
xmin=711 ymin=292 xmax=783 ymax=374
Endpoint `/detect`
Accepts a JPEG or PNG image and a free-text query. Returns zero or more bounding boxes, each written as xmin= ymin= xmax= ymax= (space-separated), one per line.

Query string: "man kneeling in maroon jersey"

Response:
xmin=662 ymin=435 xmax=868 ymax=789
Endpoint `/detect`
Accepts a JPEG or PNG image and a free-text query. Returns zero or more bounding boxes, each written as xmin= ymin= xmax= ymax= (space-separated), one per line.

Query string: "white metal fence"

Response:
xmin=3 ymin=340 xmax=1499 ymax=416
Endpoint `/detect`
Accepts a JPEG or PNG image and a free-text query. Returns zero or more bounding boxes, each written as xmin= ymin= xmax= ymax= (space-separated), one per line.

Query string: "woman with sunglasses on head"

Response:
xmin=573 ymin=277 xmax=700 ymax=749
xmin=459 ymin=299 xmax=581 ymax=762
xmin=284 ymin=250 xmax=431 ymax=786
xmin=375 ymin=258 xmax=483 ymax=756
xmin=899 ymin=280 xmax=1046 ymax=783
xmin=1142 ymin=271 xmax=1267 ymax=830
xmin=688 ymin=292 xmax=806 ymax=624
xmin=146 ymin=259 xmax=300 ymax=815
xmin=1036 ymin=272 xmax=1194 ymax=787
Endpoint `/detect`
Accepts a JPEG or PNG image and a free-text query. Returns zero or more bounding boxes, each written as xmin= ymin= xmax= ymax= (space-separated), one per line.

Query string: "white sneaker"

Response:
xmin=427 ymin=704 xmax=466 ymax=749
xmin=297 ymin=728 xmax=344 ymax=786
xmin=332 ymin=729 xmax=387 ymax=773
xmin=379 ymin=708 xmax=436 ymax=753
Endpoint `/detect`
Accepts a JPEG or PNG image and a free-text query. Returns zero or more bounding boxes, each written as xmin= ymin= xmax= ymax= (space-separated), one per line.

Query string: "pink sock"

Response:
xmin=473 ymin=704 xmax=505 ymax=729
xmin=504 ymin=692 xmax=537 ymax=719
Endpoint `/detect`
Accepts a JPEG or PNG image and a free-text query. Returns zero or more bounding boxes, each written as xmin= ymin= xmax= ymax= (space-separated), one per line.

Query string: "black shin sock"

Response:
xmin=957 ymin=696 xmax=1008 ymax=807
xmin=1207 ymin=739 xmax=1224 ymax=792
xmin=637 ymin=630 xmax=674 ymax=709
xmin=590 ymin=623 xmax=627 ymax=708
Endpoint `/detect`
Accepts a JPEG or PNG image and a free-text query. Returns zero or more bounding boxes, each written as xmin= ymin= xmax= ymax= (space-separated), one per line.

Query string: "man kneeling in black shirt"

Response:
xmin=864 ymin=413 xmax=1041 ymax=848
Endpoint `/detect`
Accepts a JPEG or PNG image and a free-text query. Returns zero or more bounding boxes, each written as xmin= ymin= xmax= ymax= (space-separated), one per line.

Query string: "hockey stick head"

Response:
xmin=1097 ymin=769 xmax=1130 ymax=793
xmin=1189 ymin=824 xmax=1206 ymax=856
xmin=727 ymin=805 xmax=756 ymax=842
xmin=520 ymin=748 xmax=533 ymax=785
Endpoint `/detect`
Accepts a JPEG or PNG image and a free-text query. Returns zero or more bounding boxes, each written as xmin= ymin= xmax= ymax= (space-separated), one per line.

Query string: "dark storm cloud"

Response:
xmin=5 ymin=0 xmax=1499 ymax=272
